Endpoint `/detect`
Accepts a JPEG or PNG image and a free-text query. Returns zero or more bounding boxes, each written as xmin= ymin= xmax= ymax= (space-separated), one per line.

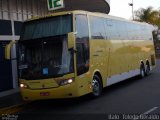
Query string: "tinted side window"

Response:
xmin=116 ymin=21 xmax=128 ymax=40
xmin=105 ymin=19 xmax=119 ymax=40
xmin=76 ymin=15 xmax=89 ymax=76
xmin=90 ymin=16 xmax=106 ymax=39
xmin=126 ymin=22 xmax=135 ymax=40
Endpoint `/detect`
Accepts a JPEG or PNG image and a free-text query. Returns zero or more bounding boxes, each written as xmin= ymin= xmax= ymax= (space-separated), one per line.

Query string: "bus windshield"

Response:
xmin=22 ymin=15 xmax=72 ymax=40
xmin=18 ymin=15 xmax=74 ymax=80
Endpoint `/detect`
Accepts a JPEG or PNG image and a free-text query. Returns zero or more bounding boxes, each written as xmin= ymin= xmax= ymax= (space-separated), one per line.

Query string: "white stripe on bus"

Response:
xmin=106 ymin=69 xmax=140 ymax=86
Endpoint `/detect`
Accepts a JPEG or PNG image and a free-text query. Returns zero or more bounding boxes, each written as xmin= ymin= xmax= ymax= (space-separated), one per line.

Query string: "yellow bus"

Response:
xmin=6 ymin=10 xmax=156 ymax=100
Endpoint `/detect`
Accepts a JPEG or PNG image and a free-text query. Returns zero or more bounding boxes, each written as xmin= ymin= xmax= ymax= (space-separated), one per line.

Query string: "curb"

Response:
xmin=0 ymin=102 xmax=30 ymax=117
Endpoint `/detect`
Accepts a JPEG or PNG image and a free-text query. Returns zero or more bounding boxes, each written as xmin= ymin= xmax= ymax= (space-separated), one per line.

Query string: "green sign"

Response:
xmin=48 ymin=0 xmax=64 ymax=11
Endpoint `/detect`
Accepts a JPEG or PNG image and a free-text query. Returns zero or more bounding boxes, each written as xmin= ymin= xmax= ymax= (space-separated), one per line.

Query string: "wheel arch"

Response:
xmin=146 ymin=59 xmax=150 ymax=66
xmin=92 ymin=69 xmax=103 ymax=88
xmin=140 ymin=60 xmax=145 ymax=68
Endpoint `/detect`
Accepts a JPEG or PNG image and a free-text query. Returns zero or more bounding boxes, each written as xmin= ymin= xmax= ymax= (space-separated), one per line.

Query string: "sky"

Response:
xmin=109 ymin=0 xmax=160 ymax=19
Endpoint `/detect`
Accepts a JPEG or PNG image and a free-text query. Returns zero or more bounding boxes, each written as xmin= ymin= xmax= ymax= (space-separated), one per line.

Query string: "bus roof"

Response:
xmin=26 ymin=10 xmax=153 ymax=28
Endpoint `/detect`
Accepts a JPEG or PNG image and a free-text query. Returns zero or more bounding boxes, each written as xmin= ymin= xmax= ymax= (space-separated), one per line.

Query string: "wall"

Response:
xmin=0 ymin=0 xmax=49 ymax=21
xmin=0 ymin=0 xmax=49 ymax=96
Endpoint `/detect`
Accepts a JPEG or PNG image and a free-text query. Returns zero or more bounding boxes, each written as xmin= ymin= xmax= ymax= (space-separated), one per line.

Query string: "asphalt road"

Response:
xmin=14 ymin=60 xmax=160 ymax=120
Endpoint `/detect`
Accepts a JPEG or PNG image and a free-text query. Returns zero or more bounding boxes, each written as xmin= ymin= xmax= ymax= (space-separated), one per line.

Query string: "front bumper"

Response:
xmin=20 ymin=83 xmax=79 ymax=101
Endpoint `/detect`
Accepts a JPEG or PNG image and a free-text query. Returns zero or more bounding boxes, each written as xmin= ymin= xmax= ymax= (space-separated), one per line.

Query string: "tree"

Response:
xmin=134 ymin=7 xmax=160 ymax=55
xmin=134 ymin=7 xmax=160 ymax=27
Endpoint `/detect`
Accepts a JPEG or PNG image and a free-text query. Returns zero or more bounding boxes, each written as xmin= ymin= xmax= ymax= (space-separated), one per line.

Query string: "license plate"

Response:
xmin=40 ymin=92 xmax=50 ymax=96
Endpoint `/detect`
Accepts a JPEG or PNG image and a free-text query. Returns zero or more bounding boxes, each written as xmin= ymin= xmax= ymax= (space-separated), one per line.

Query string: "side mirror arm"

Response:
xmin=67 ymin=32 xmax=76 ymax=50
xmin=5 ymin=40 xmax=17 ymax=60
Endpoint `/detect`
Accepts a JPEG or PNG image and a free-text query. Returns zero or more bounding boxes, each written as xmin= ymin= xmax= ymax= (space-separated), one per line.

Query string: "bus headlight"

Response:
xmin=20 ymin=83 xmax=28 ymax=88
xmin=59 ymin=78 xmax=74 ymax=86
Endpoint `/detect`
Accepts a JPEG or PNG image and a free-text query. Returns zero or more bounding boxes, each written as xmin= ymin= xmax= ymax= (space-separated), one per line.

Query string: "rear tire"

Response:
xmin=145 ymin=62 xmax=150 ymax=76
xmin=91 ymin=75 xmax=102 ymax=97
xmin=140 ymin=63 xmax=145 ymax=78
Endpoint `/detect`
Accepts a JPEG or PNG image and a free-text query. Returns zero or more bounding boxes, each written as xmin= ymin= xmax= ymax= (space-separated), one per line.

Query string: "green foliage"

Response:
xmin=134 ymin=7 xmax=160 ymax=28
xmin=134 ymin=7 xmax=160 ymax=53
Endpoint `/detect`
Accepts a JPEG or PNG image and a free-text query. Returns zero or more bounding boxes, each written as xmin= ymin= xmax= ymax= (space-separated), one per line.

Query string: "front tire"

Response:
xmin=91 ymin=75 xmax=102 ymax=97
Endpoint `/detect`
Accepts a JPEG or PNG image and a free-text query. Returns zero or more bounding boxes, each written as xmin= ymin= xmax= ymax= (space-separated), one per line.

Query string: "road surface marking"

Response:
xmin=133 ymin=107 xmax=159 ymax=120
xmin=0 ymin=102 xmax=31 ymax=117
xmin=143 ymin=107 xmax=158 ymax=114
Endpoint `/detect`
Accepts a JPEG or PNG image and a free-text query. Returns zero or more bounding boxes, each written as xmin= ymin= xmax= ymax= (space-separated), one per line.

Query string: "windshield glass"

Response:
xmin=22 ymin=15 xmax=72 ymax=40
xmin=18 ymin=15 xmax=74 ymax=80
xmin=18 ymin=36 xmax=74 ymax=80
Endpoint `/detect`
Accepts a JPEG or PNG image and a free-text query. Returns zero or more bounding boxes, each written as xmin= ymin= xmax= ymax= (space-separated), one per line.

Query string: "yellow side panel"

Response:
xmin=89 ymin=39 xmax=109 ymax=87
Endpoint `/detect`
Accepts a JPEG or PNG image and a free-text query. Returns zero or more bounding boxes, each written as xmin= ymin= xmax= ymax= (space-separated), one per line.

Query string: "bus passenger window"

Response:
xmin=90 ymin=16 xmax=106 ymax=39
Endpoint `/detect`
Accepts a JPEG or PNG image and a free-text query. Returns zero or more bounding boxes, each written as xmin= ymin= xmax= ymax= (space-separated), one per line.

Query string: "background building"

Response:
xmin=0 ymin=0 xmax=50 ymax=97
xmin=0 ymin=0 xmax=110 ymax=97
xmin=52 ymin=0 xmax=110 ymax=14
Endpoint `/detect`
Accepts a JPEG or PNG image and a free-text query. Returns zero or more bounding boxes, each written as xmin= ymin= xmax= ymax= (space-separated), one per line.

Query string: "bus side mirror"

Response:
xmin=5 ymin=40 xmax=17 ymax=60
xmin=68 ymin=32 xmax=76 ymax=50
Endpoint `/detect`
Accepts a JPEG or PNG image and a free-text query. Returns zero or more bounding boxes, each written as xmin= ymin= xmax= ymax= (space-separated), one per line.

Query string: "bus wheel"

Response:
xmin=145 ymin=62 xmax=150 ymax=76
xmin=91 ymin=75 xmax=102 ymax=97
xmin=140 ymin=63 xmax=145 ymax=78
